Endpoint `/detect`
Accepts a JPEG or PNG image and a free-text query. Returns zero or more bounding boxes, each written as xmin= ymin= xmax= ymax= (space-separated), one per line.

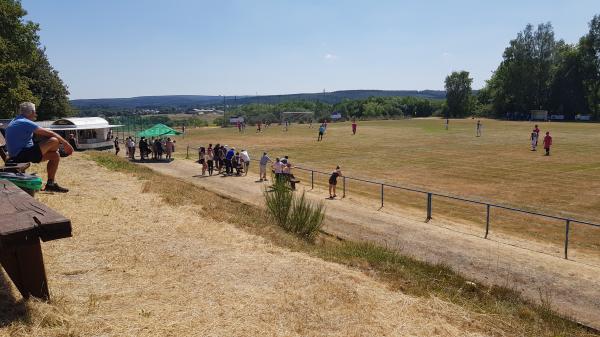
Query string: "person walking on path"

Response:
xmin=476 ymin=120 xmax=482 ymax=137
xmin=530 ymin=131 xmax=538 ymax=151
xmin=543 ymin=131 xmax=552 ymax=156
xmin=259 ymin=152 xmax=272 ymax=181
xmin=317 ymin=124 xmax=325 ymax=141
xmin=114 ymin=137 xmax=120 ymax=155
xmin=351 ymin=118 xmax=357 ymax=135
xmin=328 ymin=166 xmax=342 ymax=199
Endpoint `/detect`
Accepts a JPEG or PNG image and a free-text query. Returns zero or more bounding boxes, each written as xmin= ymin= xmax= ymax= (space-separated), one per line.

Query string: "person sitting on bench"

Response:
xmin=5 ymin=102 xmax=73 ymax=192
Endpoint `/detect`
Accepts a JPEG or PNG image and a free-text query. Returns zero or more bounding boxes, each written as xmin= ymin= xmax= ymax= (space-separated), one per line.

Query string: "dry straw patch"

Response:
xmin=0 ymin=154 xmax=491 ymax=336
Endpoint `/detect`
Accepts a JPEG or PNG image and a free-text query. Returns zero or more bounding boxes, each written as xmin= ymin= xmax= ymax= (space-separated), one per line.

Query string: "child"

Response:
xmin=543 ymin=131 xmax=552 ymax=156
xmin=530 ymin=131 xmax=538 ymax=151
xmin=352 ymin=118 xmax=357 ymax=135
xmin=317 ymin=125 xmax=325 ymax=141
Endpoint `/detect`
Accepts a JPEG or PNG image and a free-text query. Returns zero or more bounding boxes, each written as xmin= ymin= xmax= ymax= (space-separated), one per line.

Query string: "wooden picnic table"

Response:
xmin=0 ymin=179 xmax=71 ymax=300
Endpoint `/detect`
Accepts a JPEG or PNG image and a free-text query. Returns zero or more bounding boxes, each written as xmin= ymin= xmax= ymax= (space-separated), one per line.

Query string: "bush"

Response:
xmin=264 ymin=178 xmax=325 ymax=241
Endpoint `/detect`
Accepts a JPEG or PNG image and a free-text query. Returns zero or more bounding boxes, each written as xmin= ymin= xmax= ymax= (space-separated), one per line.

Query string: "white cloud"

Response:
xmin=324 ymin=53 xmax=337 ymax=60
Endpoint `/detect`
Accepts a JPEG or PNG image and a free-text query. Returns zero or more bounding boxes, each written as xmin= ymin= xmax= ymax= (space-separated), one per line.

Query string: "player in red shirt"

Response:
xmin=543 ymin=131 xmax=552 ymax=156
xmin=351 ymin=118 xmax=357 ymax=135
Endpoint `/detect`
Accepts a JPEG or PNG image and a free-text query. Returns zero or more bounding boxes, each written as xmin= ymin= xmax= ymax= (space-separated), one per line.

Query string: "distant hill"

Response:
xmin=71 ymin=90 xmax=446 ymax=111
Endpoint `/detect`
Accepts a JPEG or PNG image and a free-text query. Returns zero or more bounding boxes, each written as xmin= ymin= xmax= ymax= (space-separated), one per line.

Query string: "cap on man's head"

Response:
xmin=19 ymin=102 xmax=35 ymax=115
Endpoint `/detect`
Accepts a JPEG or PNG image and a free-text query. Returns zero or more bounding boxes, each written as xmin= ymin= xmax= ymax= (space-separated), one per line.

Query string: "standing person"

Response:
xmin=317 ymin=124 xmax=325 ymax=141
xmin=259 ymin=152 xmax=272 ymax=181
xmin=328 ymin=166 xmax=342 ymax=199
xmin=273 ymin=158 xmax=283 ymax=183
xmin=256 ymin=121 xmax=262 ymax=133
xmin=543 ymin=131 xmax=552 ymax=156
xmin=206 ymin=144 xmax=214 ymax=176
xmin=128 ymin=137 xmax=136 ymax=159
xmin=225 ymin=146 xmax=235 ymax=175
xmin=351 ymin=118 xmax=357 ymax=135
xmin=114 ymin=137 xmax=120 ymax=155
xmin=214 ymin=144 xmax=222 ymax=173
xmin=530 ymin=131 xmax=538 ymax=151
xmin=4 ymin=102 xmax=74 ymax=192
xmin=67 ymin=133 xmax=78 ymax=151
xmin=237 ymin=121 xmax=242 ymax=133
xmin=476 ymin=120 xmax=482 ymax=137
xmin=139 ymin=137 xmax=148 ymax=160
xmin=165 ymin=138 xmax=174 ymax=160
xmin=445 ymin=118 xmax=449 ymax=130
xmin=533 ymin=124 xmax=540 ymax=146
xmin=199 ymin=147 xmax=206 ymax=175
xmin=284 ymin=120 xmax=289 ymax=132
xmin=233 ymin=151 xmax=242 ymax=175
xmin=240 ymin=149 xmax=250 ymax=176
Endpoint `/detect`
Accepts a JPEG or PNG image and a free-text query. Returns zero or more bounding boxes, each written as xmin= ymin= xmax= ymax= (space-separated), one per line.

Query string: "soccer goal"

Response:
xmin=281 ymin=111 xmax=314 ymax=124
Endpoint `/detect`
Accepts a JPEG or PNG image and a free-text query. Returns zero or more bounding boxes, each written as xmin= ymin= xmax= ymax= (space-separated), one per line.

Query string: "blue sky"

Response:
xmin=22 ymin=0 xmax=598 ymax=99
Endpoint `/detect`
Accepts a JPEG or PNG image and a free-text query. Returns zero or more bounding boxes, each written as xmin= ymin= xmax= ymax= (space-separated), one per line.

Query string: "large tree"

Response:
xmin=486 ymin=23 xmax=557 ymax=117
xmin=580 ymin=14 xmax=600 ymax=119
xmin=444 ymin=71 xmax=473 ymax=118
xmin=0 ymin=0 xmax=71 ymax=119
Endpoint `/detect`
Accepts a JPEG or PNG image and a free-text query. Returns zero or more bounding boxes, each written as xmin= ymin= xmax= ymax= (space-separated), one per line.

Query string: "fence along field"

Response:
xmin=120 ymin=118 xmax=600 ymax=263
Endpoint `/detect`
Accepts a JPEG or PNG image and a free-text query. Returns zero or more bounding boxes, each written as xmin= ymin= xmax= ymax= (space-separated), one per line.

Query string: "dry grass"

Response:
xmin=140 ymin=118 xmax=600 ymax=255
xmin=0 ymin=153 xmax=498 ymax=337
xmin=87 ymin=152 xmax=598 ymax=336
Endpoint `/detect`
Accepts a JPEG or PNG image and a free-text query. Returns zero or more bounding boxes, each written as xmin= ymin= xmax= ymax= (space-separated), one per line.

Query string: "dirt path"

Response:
xmin=140 ymin=159 xmax=600 ymax=329
xmin=0 ymin=154 xmax=492 ymax=337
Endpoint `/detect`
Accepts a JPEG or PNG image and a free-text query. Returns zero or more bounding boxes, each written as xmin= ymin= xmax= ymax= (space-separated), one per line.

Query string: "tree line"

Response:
xmin=446 ymin=14 xmax=600 ymax=120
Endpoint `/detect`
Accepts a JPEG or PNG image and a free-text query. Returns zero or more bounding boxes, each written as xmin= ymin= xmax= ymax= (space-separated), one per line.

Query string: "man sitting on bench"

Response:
xmin=5 ymin=102 xmax=73 ymax=192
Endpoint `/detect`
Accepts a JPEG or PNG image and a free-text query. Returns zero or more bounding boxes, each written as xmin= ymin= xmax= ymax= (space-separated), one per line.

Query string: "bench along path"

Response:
xmin=0 ymin=179 xmax=72 ymax=299
xmin=140 ymin=159 xmax=600 ymax=330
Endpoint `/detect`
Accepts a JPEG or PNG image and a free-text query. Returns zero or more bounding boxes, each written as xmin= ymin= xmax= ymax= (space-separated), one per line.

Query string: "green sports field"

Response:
xmin=173 ymin=118 xmax=600 ymax=257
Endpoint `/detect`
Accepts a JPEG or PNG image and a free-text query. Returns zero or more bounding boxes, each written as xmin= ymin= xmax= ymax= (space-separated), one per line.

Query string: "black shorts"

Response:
xmin=12 ymin=144 xmax=43 ymax=163
xmin=329 ymin=178 xmax=337 ymax=185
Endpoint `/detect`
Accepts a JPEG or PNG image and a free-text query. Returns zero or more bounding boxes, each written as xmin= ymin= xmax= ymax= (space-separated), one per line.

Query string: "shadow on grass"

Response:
xmin=0 ymin=271 xmax=28 ymax=327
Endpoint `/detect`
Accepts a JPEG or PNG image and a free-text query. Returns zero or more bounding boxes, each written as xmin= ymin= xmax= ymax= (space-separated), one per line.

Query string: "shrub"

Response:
xmin=264 ymin=178 xmax=325 ymax=241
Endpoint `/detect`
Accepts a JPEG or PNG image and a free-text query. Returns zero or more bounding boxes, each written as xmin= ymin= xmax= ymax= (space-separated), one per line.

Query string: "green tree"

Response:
xmin=0 ymin=0 xmax=71 ymax=119
xmin=444 ymin=71 xmax=473 ymax=118
xmin=580 ymin=14 xmax=600 ymax=119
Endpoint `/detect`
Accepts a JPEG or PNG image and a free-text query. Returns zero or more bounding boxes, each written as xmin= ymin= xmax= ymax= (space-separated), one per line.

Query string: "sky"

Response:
xmin=21 ymin=0 xmax=599 ymax=99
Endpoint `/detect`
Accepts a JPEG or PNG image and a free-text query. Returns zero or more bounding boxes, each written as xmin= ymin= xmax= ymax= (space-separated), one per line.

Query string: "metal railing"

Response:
xmin=288 ymin=165 xmax=599 ymax=260
xmin=186 ymin=149 xmax=599 ymax=260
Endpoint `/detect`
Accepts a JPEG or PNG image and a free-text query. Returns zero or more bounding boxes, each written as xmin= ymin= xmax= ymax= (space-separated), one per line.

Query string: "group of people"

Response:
xmin=197 ymin=144 xmax=250 ymax=176
xmin=120 ymin=136 xmax=175 ymax=160
xmin=530 ymin=125 xmax=553 ymax=155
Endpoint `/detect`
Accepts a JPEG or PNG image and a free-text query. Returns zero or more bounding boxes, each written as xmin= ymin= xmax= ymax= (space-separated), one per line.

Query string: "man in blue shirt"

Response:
xmin=224 ymin=147 xmax=235 ymax=175
xmin=5 ymin=102 xmax=74 ymax=192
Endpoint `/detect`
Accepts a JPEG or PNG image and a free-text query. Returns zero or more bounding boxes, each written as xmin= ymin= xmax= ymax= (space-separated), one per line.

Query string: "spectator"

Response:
xmin=114 ymin=137 xmax=120 ymax=155
xmin=240 ymin=149 xmax=250 ymax=176
xmin=5 ymin=102 xmax=73 ymax=192
xmin=259 ymin=152 xmax=272 ymax=181
xmin=328 ymin=166 xmax=342 ymax=199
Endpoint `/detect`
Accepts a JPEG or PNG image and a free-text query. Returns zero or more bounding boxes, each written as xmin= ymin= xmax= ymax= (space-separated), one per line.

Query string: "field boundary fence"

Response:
xmin=280 ymin=162 xmax=599 ymax=260
xmin=186 ymin=149 xmax=599 ymax=260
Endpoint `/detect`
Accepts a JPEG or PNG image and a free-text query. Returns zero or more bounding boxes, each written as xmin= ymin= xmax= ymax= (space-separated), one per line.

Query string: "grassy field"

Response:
xmin=157 ymin=118 xmax=600 ymax=256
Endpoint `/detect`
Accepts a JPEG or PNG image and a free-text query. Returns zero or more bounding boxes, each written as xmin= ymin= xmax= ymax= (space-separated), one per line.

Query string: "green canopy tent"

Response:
xmin=137 ymin=124 xmax=182 ymax=138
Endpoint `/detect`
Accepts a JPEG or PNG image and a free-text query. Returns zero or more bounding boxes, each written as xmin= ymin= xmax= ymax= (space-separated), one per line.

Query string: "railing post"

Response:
xmin=426 ymin=193 xmax=432 ymax=222
xmin=186 ymin=145 xmax=189 ymax=159
xmin=343 ymin=177 xmax=346 ymax=198
xmin=380 ymin=184 xmax=384 ymax=208
xmin=564 ymin=219 xmax=570 ymax=259
xmin=485 ymin=204 xmax=490 ymax=239
xmin=311 ymin=170 xmax=314 ymax=190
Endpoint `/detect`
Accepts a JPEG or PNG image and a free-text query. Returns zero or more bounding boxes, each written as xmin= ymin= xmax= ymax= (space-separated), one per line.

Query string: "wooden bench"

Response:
xmin=0 ymin=179 xmax=72 ymax=300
